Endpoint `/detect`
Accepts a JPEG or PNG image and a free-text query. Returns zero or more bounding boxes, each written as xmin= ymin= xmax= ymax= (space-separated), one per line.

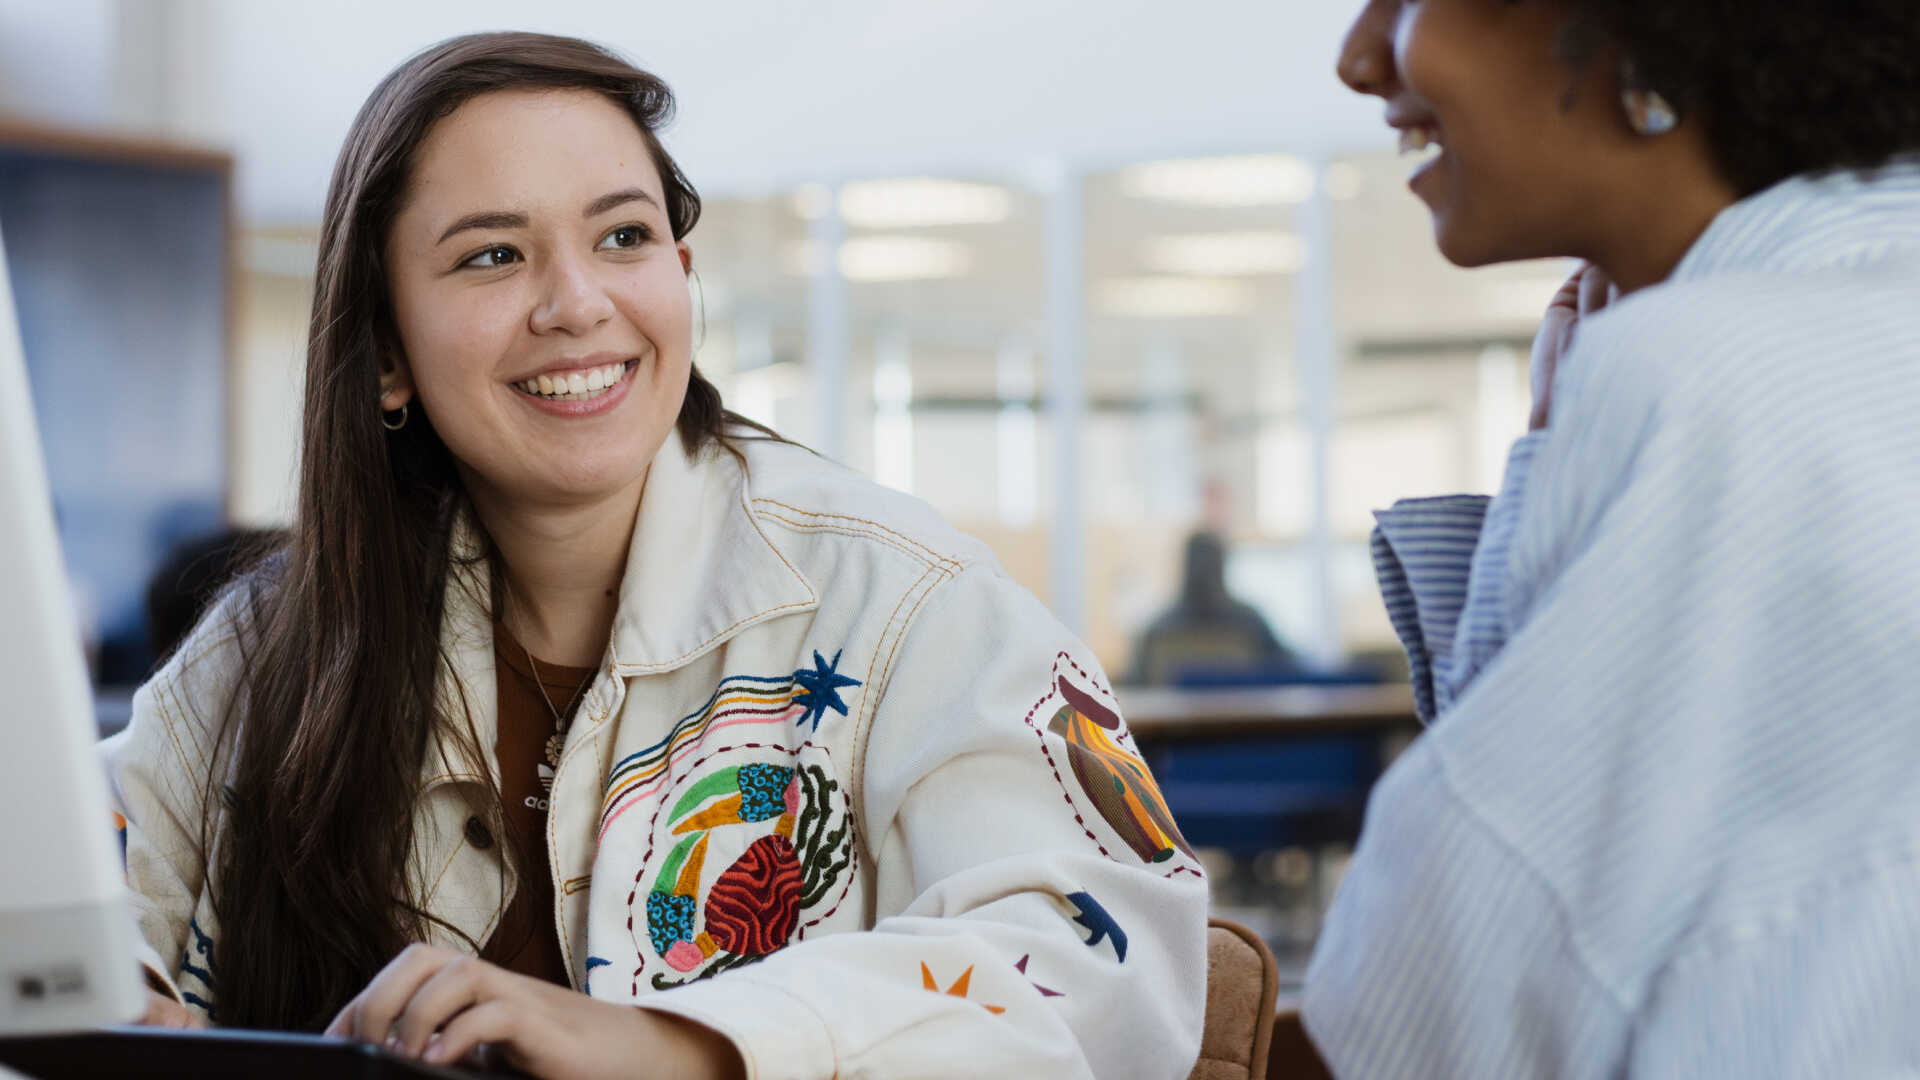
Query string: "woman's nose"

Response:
xmin=530 ymin=253 xmax=615 ymax=337
xmin=1337 ymin=0 xmax=1398 ymax=97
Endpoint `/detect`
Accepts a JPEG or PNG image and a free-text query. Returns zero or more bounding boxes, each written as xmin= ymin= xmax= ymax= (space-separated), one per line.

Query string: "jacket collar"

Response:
xmin=420 ymin=433 xmax=817 ymax=786
xmin=1674 ymin=157 xmax=1920 ymax=282
xmin=604 ymin=433 xmax=817 ymax=676
xmin=421 ymin=521 xmax=502 ymax=789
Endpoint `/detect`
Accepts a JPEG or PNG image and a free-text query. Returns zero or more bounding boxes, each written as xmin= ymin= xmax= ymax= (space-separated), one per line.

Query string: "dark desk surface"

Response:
xmin=0 ymin=1028 xmax=494 ymax=1080
xmin=1118 ymin=684 xmax=1420 ymax=740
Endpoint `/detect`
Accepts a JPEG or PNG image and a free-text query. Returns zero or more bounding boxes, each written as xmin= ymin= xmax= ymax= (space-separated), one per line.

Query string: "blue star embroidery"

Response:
xmin=1066 ymin=891 xmax=1129 ymax=963
xmin=792 ymin=649 xmax=861 ymax=731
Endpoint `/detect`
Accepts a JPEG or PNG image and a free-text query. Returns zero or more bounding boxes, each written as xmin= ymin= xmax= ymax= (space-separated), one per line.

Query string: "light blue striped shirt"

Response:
xmin=1306 ymin=161 xmax=1920 ymax=1078
xmin=1371 ymin=429 xmax=1544 ymax=722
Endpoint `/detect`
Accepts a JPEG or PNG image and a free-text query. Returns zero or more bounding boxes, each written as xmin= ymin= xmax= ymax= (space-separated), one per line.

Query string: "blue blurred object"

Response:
xmin=1140 ymin=667 xmax=1390 ymax=858
xmin=1170 ymin=663 xmax=1382 ymax=690
xmin=1 ymin=143 xmax=230 ymax=687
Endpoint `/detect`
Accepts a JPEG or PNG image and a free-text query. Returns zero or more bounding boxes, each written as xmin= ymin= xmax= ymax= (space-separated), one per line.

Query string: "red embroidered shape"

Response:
xmin=706 ymin=833 xmax=804 ymax=956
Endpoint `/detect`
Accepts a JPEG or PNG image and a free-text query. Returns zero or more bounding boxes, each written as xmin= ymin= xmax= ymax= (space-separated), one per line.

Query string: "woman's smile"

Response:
xmin=1394 ymin=119 xmax=1447 ymax=187
xmin=509 ymin=355 xmax=642 ymax=417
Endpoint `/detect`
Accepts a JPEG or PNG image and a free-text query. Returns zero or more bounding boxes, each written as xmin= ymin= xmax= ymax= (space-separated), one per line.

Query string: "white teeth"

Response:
xmin=1398 ymin=126 xmax=1433 ymax=154
xmin=518 ymin=361 xmax=629 ymax=401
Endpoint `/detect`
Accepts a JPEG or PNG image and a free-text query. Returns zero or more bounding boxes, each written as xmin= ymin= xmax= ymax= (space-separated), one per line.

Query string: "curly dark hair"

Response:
xmin=1547 ymin=0 xmax=1920 ymax=196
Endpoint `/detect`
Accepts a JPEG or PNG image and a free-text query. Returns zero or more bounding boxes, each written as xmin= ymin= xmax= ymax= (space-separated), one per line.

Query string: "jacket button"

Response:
xmin=464 ymin=816 xmax=494 ymax=850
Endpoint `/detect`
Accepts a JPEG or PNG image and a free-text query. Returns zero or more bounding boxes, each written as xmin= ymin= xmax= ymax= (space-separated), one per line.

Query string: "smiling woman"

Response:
xmin=1305 ymin=1 xmax=1920 ymax=1077
xmin=1336 ymin=0 xmax=1745 ymax=284
xmin=98 ymin=29 xmax=1209 ymax=1080
xmin=380 ymin=88 xmax=697 ymax=518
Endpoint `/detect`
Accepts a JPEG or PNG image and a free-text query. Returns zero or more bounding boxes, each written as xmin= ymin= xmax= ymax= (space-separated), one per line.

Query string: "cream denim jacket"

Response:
xmin=102 ymin=433 xmax=1209 ymax=1079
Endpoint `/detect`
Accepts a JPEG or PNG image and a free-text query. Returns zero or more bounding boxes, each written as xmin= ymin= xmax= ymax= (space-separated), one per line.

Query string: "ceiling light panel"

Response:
xmin=1096 ymin=276 xmax=1255 ymax=317
xmin=836 ymin=236 xmax=973 ymax=282
xmin=1118 ymin=154 xmax=1315 ymax=206
xmin=1145 ymin=231 xmax=1305 ymax=276
xmin=837 ymin=178 xmax=1013 ymax=228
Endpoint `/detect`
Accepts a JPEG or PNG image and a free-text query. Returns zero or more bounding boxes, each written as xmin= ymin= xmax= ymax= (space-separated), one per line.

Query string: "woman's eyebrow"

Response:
xmin=437 ymin=211 xmax=528 ymax=245
xmin=582 ymin=188 xmax=659 ymax=218
xmin=434 ymin=190 xmax=659 ymax=246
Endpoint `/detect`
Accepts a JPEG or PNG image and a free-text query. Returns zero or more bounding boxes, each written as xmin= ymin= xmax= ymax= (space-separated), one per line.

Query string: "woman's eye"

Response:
xmin=461 ymin=245 xmax=519 ymax=270
xmin=597 ymin=225 xmax=650 ymax=251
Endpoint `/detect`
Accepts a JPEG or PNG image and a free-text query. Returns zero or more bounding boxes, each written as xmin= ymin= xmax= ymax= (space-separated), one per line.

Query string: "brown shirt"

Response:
xmin=480 ymin=621 xmax=593 ymax=987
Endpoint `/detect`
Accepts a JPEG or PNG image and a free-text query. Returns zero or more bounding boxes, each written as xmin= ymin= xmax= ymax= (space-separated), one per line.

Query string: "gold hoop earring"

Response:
xmin=380 ymin=403 xmax=409 ymax=431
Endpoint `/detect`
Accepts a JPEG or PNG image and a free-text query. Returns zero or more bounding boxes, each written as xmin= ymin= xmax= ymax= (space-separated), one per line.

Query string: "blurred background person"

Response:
xmin=1131 ymin=530 xmax=1303 ymax=686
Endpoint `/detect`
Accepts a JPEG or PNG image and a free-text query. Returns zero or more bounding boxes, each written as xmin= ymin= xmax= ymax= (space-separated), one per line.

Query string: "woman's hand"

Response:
xmin=137 ymin=987 xmax=207 ymax=1029
xmin=323 ymin=944 xmax=745 ymax=1080
xmin=1529 ymin=262 xmax=1615 ymax=429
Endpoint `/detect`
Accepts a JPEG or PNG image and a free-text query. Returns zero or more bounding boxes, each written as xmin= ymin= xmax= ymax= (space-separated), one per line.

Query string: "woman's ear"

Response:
xmin=678 ymin=241 xmax=694 ymax=276
xmin=378 ymin=350 xmax=415 ymax=412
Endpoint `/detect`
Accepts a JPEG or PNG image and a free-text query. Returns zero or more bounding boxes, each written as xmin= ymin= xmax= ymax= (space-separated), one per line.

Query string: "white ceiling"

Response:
xmin=1 ymin=0 xmax=1572 ymax=403
xmin=2 ymin=0 xmax=1395 ymax=222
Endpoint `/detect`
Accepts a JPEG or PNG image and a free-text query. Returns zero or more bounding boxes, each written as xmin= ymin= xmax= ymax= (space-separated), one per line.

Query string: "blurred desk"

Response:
xmin=1120 ymin=683 xmax=1420 ymax=741
xmin=1123 ymin=685 xmax=1419 ymax=990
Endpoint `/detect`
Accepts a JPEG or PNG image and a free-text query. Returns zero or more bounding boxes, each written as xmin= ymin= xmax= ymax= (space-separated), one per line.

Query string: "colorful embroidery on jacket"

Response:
xmin=791 ymin=649 xmax=861 ymax=731
xmin=598 ymin=658 xmax=863 ymax=839
xmin=1015 ymin=954 xmax=1065 ymax=998
xmin=628 ymin=750 xmax=854 ymax=992
xmin=1066 ymin=890 xmax=1129 ymax=962
xmin=583 ymin=956 xmax=609 ymax=992
xmin=1025 ymin=653 xmax=1198 ymax=873
xmin=920 ymin=961 xmax=1007 ymax=1015
xmin=180 ymin=916 xmax=216 ymax=1011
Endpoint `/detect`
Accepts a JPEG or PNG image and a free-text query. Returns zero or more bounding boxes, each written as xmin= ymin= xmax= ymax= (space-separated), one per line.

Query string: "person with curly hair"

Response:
xmin=1292 ymin=0 xmax=1920 ymax=1075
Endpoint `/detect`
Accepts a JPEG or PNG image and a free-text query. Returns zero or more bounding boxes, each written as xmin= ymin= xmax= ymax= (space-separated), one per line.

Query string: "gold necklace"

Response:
xmin=521 ymin=640 xmax=586 ymax=773
xmin=500 ymin=569 xmax=587 ymax=775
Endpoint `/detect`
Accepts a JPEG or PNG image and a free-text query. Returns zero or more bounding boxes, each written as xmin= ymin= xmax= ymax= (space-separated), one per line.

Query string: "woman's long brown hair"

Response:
xmin=205 ymin=31 xmax=761 ymax=1032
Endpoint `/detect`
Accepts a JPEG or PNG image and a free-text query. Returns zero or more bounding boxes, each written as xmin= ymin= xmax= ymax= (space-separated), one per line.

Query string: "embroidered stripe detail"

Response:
xmin=599 ymin=703 xmax=794 ymax=803
xmin=599 ymin=699 xmax=803 ymax=834
xmin=606 ymin=676 xmax=802 ymax=776
xmin=605 ymin=706 xmax=790 ymax=792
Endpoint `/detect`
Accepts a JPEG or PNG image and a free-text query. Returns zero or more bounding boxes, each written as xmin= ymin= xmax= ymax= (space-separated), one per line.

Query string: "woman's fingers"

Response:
xmin=420 ymin=999 xmax=520 ymax=1068
xmin=138 ymin=989 xmax=204 ymax=1029
xmin=389 ymin=955 xmax=489 ymax=1058
xmin=324 ymin=943 xmax=454 ymax=1043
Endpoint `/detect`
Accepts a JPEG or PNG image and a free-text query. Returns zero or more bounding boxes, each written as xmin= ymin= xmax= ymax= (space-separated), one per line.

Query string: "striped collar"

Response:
xmin=1674 ymin=157 xmax=1920 ymax=282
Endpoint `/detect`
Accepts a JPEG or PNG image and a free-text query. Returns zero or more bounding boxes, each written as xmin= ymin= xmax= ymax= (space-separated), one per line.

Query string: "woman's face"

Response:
xmin=382 ymin=88 xmax=693 ymax=513
xmin=1337 ymin=0 xmax=1629 ymax=267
